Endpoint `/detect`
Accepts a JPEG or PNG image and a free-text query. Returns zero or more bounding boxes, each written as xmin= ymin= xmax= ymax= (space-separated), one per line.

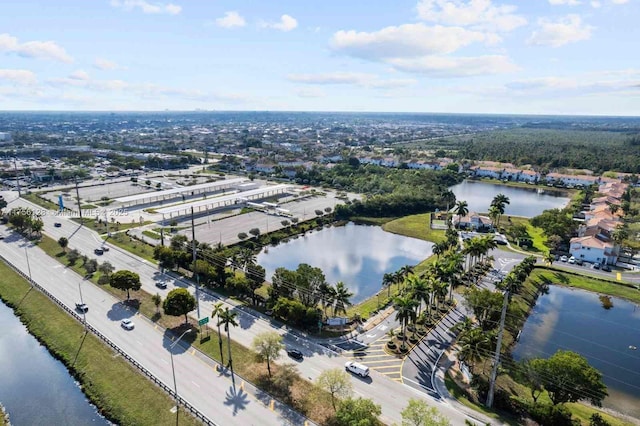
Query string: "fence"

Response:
xmin=0 ymin=253 xmax=217 ymax=426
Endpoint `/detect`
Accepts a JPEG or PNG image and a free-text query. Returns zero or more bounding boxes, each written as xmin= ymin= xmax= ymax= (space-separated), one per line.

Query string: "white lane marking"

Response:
xmin=191 ymin=381 xmax=201 ymax=388
xmin=137 ymin=340 xmax=143 ymax=346
xmin=162 ymin=358 xmax=169 ymax=364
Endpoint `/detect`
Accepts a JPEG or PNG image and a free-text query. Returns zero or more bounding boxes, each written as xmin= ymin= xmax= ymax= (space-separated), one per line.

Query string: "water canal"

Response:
xmin=513 ymin=286 xmax=640 ymax=420
xmin=257 ymin=223 xmax=433 ymax=304
xmin=0 ymin=301 xmax=110 ymax=426
xmin=450 ymin=180 xmax=570 ymax=218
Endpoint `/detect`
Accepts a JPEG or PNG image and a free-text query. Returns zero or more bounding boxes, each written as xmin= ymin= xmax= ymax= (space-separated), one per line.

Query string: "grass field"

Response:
xmin=0 ymin=262 xmax=201 ymax=426
xmin=531 ymin=268 xmax=640 ymax=304
xmin=382 ymin=213 xmax=446 ymax=243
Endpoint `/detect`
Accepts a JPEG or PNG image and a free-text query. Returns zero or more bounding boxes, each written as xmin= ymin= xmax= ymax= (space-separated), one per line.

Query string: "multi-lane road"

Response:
xmin=1 ymin=191 xmax=497 ymax=425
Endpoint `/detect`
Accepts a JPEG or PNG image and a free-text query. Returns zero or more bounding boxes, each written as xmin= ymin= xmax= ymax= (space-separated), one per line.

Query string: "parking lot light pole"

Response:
xmin=170 ymin=329 xmax=192 ymax=426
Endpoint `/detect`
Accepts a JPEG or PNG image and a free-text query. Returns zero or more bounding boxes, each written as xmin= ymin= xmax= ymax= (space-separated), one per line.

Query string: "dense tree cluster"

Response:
xmin=455 ymin=128 xmax=640 ymax=173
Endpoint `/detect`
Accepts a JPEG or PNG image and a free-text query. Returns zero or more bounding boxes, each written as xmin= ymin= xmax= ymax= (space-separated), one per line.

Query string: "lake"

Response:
xmin=0 ymin=301 xmax=110 ymax=426
xmin=257 ymin=223 xmax=433 ymax=304
xmin=450 ymin=180 xmax=570 ymax=218
xmin=513 ymin=286 xmax=640 ymax=420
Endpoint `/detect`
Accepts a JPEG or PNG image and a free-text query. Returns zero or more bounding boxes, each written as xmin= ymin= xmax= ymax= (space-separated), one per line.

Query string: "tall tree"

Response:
xmin=109 ymin=270 xmax=141 ymax=300
xmin=252 ymin=331 xmax=283 ymax=378
xmin=454 ymin=200 xmax=469 ymax=218
xmin=530 ymin=350 xmax=607 ymax=406
xmin=401 ymin=398 xmax=451 ymax=426
xmin=163 ymin=288 xmax=196 ymax=324
xmin=211 ymin=302 xmax=225 ymax=365
xmin=316 ymin=368 xmax=353 ymax=411
xmin=394 ymin=295 xmax=418 ymax=350
xmin=57 ymin=237 xmax=69 ymax=252
xmin=333 ymin=281 xmax=354 ymax=316
xmin=335 ymin=397 xmax=381 ymax=426
xmin=218 ymin=307 xmax=238 ymax=373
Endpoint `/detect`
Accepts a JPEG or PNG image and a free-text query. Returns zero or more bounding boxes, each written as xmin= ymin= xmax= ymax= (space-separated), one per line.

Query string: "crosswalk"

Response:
xmin=348 ymin=337 xmax=404 ymax=382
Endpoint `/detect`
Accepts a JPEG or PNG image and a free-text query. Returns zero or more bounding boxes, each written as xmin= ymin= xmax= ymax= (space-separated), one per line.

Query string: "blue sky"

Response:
xmin=0 ymin=0 xmax=638 ymax=115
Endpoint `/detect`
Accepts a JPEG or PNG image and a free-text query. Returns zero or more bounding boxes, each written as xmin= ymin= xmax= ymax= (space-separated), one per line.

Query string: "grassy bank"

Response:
xmin=0 ymin=261 xmax=201 ymax=426
xmin=382 ymin=213 xmax=446 ymax=243
xmin=531 ymin=267 xmax=640 ymax=304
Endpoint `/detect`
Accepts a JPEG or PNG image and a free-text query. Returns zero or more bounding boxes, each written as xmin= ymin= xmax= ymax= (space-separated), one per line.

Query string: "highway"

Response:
xmin=1 ymin=191 xmax=495 ymax=425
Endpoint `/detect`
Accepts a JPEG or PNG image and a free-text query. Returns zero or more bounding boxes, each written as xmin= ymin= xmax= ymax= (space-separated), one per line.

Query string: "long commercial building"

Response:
xmin=114 ymin=178 xmax=246 ymax=206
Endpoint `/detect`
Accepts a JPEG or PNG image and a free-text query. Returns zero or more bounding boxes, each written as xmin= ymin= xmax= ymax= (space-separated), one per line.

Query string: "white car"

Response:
xmin=560 ymin=255 xmax=568 ymax=262
xmin=568 ymin=256 xmax=576 ymax=264
xmin=120 ymin=319 xmax=135 ymax=330
xmin=345 ymin=361 xmax=370 ymax=378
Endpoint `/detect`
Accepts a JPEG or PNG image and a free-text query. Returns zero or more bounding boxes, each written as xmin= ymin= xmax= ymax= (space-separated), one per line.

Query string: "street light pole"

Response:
xmin=170 ymin=329 xmax=192 ymax=426
xmin=78 ymin=281 xmax=87 ymax=329
xmin=24 ymin=246 xmax=32 ymax=285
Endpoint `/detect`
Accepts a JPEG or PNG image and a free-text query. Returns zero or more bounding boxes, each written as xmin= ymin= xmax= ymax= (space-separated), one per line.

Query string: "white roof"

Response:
xmin=155 ymin=184 xmax=290 ymax=215
xmin=115 ymin=178 xmax=246 ymax=203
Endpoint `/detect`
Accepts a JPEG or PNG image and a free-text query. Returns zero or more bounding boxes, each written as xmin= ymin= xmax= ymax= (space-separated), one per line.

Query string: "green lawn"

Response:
xmin=531 ymin=267 xmax=640 ymax=304
xmin=0 ymin=262 xmax=201 ymax=426
xmin=499 ymin=216 xmax=547 ymax=253
xmin=104 ymin=232 xmax=158 ymax=263
xmin=382 ymin=213 xmax=446 ymax=243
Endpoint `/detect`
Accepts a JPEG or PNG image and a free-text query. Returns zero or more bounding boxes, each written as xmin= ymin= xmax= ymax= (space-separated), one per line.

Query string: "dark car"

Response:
xmin=155 ymin=281 xmax=167 ymax=289
xmin=54 ymin=222 xmax=62 ymax=228
xmin=94 ymin=248 xmax=104 ymax=255
xmin=601 ymin=264 xmax=612 ymax=272
xmin=287 ymin=349 xmax=303 ymax=360
xmin=75 ymin=303 xmax=89 ymax=313
xmin=575 ymin=258 xmax=583 ymax=266
xmin=593 ymin=262 xmax=601 ymax=270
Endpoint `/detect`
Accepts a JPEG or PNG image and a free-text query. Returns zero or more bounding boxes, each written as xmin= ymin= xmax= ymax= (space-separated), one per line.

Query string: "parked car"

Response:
xmin=560 ymin=255 xmax=568 ymax=262
xmin=121 ymin=319 xmax=135 ymax=330
xmin=568 ymin=256 xmax=576 ymax=264
xmin=601 ymin=264 xmax=612 ymax=272
xmin=575 ymin=258 xmax=583 ymax=266
xmin=345 ymin=361 xmax=370 ymax=378
xmin=593 ymin=262 xmax=601 ymax=270
xmin=54 ymin=222 xmax=62 ymax=228
xmin=94 ymin=248 xmax=104 ymax=255
xmin=264 ymin=310 xmax=273 ymax=316
xmin=155 ymin=281 xmax=167 ymax=289
xmin=287 ymin=349 xmax=303 ymax=360
xmin=75 ymin=303 xmax=89 ymax=313
xmin=102 ymin=246 xmax=110 ymax=252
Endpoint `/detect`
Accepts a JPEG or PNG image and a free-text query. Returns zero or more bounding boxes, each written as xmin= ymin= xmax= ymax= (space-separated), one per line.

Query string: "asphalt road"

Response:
xmin=1 ymin=191 xmax=491 ymax=425
xmin=0 ymin=234 xmax=286 ymax=426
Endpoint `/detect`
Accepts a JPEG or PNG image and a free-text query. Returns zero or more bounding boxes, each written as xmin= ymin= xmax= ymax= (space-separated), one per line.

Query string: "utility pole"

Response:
xmin=191 ymin=207 xmax=201 ymax=319
xmin=486 ymin=287 xmax=509 ymax=408
xmin=74 ymin=176 xmax=83 ymax=225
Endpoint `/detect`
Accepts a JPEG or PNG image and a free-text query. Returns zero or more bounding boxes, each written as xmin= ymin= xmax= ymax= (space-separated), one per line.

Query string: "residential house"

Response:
xmin=452 ymin=211 xmax=494 ymax=231
xmin=544 ymin=173 xmax=599 ymax=187
xmin=569 ymin=236 xmax=619 ymax=265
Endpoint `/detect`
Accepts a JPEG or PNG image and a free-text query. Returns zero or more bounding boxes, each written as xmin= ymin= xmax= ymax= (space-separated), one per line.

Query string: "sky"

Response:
xmin=0 ymin=0 xmax=638 ymax=115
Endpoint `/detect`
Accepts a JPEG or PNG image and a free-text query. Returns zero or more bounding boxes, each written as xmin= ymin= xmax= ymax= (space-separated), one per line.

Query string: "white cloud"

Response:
xmin=262 ymin=14 xmax=298 ymax=31
xmin=110 ymin=0 xmax=182 ymax=15
xmin=0 ymin=69 xmax=37 ymax=85
xmin=296 ymin=88 xmax=325 ymax=98
xmin=93 ymin=58 xmax=121 ymax=70
xmin=0 ymin=33 xmax=73 ymax=63
xmin=611 ymin=0 xmax=628 ymax=4
xmin=331 ymin=23 xmax=497 ymax=60
xmin=69 ymin=70 xmax=90 ymax=81
xmin=416 ymin=0 xmax=527 ymax=32
xmin=287 ymin=72 xmax=416 ymax=88
xmin=216 ymin=11 xmax=246 ymax=29
xmin=549 ymin=0 xmax=581 ymax=5
xmin=388 ymin=54 xmax=519 ymax=76
xmin=590 ymin=1 xmax=602 ymax=7
xmin=527 ymin=15 xmax=593 ymax=47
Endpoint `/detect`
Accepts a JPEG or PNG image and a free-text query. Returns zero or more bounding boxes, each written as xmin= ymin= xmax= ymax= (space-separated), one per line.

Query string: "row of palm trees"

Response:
xmin=453 ymin=193 xmax=510 ymax=231
xmin=319 ymin=281 xmax=354 ymax=318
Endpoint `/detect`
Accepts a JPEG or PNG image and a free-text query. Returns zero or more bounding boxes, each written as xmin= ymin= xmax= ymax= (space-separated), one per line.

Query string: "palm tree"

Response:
xmin=319 ymin=283 xmax=337 ymax=319
xmin=333 ymin=282 xmax=354 ymax=316
xmin=211 ymin=302 xmax=226 ymax=365
xmin=456 ymin=327 xmax=494 ymax=373
xmin=393 ymin=295 xmax=418 ymax=350
xmin=454 ymin=200 xmax=469 ymax=219
xmin=236 ymin=248 xmax=256 ymax=272
xmin=382 ymin=272 xmax=394 ymax=299
xmin=407 ymin=274 xmax=430 ymax=316
xmin=488 ymin=205 xmax=500 ymax=230
xmin=397 ymin=265 xmax=414 ymax=293
xmin=442 ymin=189 xmax=456 ymax=213
xmin=432 ymin=241 xmax=448 ymax=259
xmin=490 ymin=194 xmax=510 ymax=228
xmin=218 ymin=307 xmax=238 ymax=373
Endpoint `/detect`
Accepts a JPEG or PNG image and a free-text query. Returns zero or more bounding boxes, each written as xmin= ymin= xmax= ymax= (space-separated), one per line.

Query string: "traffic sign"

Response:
xmin=198 ymin=317 xmax=209 ymax=326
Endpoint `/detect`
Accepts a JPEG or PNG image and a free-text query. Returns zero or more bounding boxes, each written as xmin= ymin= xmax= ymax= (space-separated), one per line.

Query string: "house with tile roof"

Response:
xmin=452 ymin=211 xmax=494 ymax=231
xmin=569 ymin=235 xmax=619 ymax=265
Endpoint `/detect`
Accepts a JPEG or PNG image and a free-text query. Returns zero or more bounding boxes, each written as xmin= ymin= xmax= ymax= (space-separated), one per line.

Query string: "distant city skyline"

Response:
xmin=0 ymin=0 xmax=638 ymax=115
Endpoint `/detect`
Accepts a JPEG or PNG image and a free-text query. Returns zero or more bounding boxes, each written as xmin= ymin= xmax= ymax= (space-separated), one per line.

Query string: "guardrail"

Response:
xmin=0 ymin=253 xmax=217 ymax=426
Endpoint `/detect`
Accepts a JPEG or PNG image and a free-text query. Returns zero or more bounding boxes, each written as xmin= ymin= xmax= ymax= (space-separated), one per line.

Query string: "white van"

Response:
xmin=345 ymin=361 xmax=370 ymax=378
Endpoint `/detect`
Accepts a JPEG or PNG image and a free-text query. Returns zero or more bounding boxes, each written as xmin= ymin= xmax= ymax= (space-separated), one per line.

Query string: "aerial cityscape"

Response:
xmin=1 ymin=1 xmax=640 ymax=426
